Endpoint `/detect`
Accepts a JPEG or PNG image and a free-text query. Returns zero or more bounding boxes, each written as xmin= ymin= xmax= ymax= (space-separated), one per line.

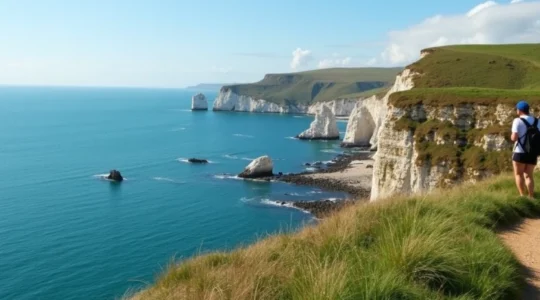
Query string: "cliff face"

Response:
xmin=213 ymin=89 xmax=359 ymax=116
xmin=297 ymin=105 xmax=339 ymax=140
xmin=369 ymin=43 xmax=540 ymax=201
xmin=213 ymin=89 xmax=296 ymax=113
xmin=307 ymin=99 xmax=358 ymax=116
xmin=191 ymin=93 xmax=208 ymax=110
xmin=371 ymin=101 xmax=515 ymax=201
xmin=342 ymin=69 xmax=415 ymax=148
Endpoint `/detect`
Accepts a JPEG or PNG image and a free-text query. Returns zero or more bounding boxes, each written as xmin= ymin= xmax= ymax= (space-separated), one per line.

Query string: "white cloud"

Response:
xmin=317 ymin=56 xmax=352 ymax=68
xmin=466 ymin=1 xmax=497 ymax=17
xmin=380 ymin=0 xmax=540 ymax=65
xmin=290 ymin=48 xmax=313 ymax=70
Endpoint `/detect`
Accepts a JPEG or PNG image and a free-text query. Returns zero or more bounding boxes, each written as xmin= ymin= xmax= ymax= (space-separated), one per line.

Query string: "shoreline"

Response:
xmin=272 ymin=151 xmax=374 ymax=217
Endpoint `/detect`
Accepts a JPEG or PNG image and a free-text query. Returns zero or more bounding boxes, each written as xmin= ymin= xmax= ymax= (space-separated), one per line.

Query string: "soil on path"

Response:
xmin=499 ymin=219 xmax=540 ymax=299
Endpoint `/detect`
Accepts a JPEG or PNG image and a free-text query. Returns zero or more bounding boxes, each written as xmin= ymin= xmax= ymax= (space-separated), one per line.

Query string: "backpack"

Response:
xmin=519 ymin=118 xmax=540 ymax=156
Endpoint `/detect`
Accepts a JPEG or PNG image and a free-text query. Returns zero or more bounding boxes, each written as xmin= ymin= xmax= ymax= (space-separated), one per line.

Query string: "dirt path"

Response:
xmin=499 ymin=219 xmax=540 ymax=299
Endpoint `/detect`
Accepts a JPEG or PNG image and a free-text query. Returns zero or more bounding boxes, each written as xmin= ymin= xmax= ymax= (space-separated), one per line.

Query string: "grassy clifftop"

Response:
xmin=221 ymin=68 xmax=402 ymax=106
xmin=130 ymin=175 xmax=540 ymax=300
xmin=388 ymin=44 xmax=540 ymax=178
xmin=391 ymin=43 xmax=540 ymax=107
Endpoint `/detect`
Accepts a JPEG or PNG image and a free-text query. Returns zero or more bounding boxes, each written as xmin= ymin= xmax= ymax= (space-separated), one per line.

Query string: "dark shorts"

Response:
xmin=513 ymin=152 xmax=538 ymax=165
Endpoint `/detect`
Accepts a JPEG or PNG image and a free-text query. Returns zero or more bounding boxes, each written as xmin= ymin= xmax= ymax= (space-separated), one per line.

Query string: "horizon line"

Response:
xmin=0 ymin=83 xmax=229 ymax=90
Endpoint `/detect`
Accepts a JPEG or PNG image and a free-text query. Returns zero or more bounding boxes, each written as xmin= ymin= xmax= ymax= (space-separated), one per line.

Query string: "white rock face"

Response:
xmin=191 ymin=93 xmax=208 ymax=110
xmin=307 ymin=99 xmax=358 ymax=117
xmin=297 ymin=105 xmax=340 ymax=140
xmin=370 ymin=95 xmax=515 ymax=201
xmin=342 ymin=104 xmax=376 ymax=147
xmin=342 ymin=69 xmax=416 ymax=149
xmin=213 ymin=88 xmax=359 ymax=116
xmin=238 ymin=156 xmax=274 ymax=178
xmin=213 ymin=89 xmax=305 ymax=113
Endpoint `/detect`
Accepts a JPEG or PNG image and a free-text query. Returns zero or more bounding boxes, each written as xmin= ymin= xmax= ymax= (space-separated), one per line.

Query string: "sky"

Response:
xmin=0 ymin=0 xmax=539 ymax=88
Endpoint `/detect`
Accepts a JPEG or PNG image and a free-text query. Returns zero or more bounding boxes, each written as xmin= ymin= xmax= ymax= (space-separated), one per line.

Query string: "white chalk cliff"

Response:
xmin=342 ymin=69 xmax=416 ymax=149
xmin=238 ymin=156 xmax=274 ymax=178
xmin=191 ymin=93 xmax=208 ymax=110
xmin=297 ymin=105 xmax=340 ymax=140
xmin=342 ymin=104 xmax=375 ymax=147
xmin=369 ymin=69 xmax=514 ymax=201
xmin=213 ymin=89 xmax=358 ymax=116
xmin=307 ymin=99 xmax=358 ymax=117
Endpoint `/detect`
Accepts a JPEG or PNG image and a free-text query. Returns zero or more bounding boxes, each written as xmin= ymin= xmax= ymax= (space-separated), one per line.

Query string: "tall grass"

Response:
xmin=130 ymin=175 xmax=540 ymax=300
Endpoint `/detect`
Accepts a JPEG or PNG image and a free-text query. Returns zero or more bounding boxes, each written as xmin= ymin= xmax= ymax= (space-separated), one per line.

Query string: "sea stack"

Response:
xmin=341 ymin=104 xmax=375 ymax=148
xmin=191 ymin=93 xmax=208 ymax=111
xmin=107 ymin=170 xmax=124 ymax=182
xmin=297 ymin=105 xmax=339 ymax=140
xmin=238 ymin=156 xmax=274 ymax=178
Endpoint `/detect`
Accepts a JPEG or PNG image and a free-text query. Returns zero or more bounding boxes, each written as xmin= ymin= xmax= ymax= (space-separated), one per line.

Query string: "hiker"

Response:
xmin=511 ymin=100 xmax=540 ymax=198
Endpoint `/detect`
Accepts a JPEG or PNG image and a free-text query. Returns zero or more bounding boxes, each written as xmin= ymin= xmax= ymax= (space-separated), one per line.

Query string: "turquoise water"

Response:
xmin=0 ymin=87 xmax=349 ymax=299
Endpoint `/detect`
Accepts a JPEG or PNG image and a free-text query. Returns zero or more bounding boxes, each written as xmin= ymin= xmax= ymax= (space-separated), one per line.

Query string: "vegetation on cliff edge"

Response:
xmin=129 ymin=175 xmax=540 ymax=300
xmin=390 ymin=43 xmax=540 ymax=108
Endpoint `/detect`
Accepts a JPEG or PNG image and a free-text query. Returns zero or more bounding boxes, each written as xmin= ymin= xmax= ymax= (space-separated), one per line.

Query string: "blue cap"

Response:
xmin=517 ymin=100 xmax=530 ymax=111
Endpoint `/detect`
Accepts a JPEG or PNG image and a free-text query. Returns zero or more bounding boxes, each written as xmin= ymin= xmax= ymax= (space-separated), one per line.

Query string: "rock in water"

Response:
xmin=297 ymin=105 xmax=339 ymax=140
xmin=238 ymin=156 xmax=274 ymax=178
xmin=191 ymin=93 xmax=208 ymax=111
xmin=188 ymin=158 xmax=208 ymax=164
xmin=107 ymin=170 xmax=123 ymax=182
xmin=341 ymin=104 xmax=375 ymax=147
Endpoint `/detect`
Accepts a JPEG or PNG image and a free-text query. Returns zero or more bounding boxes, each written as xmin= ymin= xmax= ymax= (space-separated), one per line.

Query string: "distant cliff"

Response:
xmin=212 ymin=68 xmax=402 ymax=116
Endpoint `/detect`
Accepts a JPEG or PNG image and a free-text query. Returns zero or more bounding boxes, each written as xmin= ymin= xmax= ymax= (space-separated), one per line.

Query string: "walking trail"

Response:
xmin=499 ymin=219 xmax=540 ymax=299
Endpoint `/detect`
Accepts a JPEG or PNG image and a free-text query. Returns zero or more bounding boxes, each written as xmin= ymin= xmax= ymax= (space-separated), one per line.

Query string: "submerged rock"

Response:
xmin=293 ymin=200 xmax=354 ymax=218
xmin=191 ymin=93 xmax=208 ymax=111
xmin=297 ymin=105 xmax=340 ymax=140
xmin=107 ymin=170 xmax=123 ymax=182
xmin=238 ymin=156 xmax=274 ymax=178
xmin=188 ymin=158 xmax=208 ymax=164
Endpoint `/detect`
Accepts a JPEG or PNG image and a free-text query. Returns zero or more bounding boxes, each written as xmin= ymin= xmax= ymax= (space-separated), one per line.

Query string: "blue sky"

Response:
xmin=1 ymin=0 xmax=539 ymax=87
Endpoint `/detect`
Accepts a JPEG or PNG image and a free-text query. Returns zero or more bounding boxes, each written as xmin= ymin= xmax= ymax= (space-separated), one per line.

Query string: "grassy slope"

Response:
xmin=391 ymin=44 xmax=540 ymax=107
xmin=222 ymin=68 xmax=402 ymax=106
xmin=131 ymin=175 xmax=540 ymax=300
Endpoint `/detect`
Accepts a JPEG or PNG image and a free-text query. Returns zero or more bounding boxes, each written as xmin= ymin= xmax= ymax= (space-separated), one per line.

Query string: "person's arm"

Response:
xmin=511 ymin=118 xmax=519 ymax=142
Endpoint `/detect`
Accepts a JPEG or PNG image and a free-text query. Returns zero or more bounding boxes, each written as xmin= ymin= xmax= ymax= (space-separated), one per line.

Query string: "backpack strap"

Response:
xmin=516 ymin=118 xmax=531 ymax=151
xmin=520 ymin=117 xmax=533 ymax=128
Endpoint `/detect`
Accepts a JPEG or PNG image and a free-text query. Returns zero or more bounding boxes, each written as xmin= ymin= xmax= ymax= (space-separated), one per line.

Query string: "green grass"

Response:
xmin=391 ymin=44 xmax=540 ymax=108
xmin=129 ymin=175 xmax=540 ymax=300
xmin=222 ymin=68 xmax=402 ymax=105
xmin=412 ymin=44 xmax=540 ymax=90
xmin=339 ymin=86 xmax=391 ymax=100
xmin=390 ymin=87 xmax=540 ymax=108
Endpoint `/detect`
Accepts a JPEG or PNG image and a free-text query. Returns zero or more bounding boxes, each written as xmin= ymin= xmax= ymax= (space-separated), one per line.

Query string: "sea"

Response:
xmin=0 ymin=86 xmax=351 ymax=299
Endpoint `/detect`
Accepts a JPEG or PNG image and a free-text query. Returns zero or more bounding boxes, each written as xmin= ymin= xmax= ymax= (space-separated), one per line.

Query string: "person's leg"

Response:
xmin=524 ymin=163 xmax=536 ymax=198
xmin=513 ymin=160 xmax=527 ymax=197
